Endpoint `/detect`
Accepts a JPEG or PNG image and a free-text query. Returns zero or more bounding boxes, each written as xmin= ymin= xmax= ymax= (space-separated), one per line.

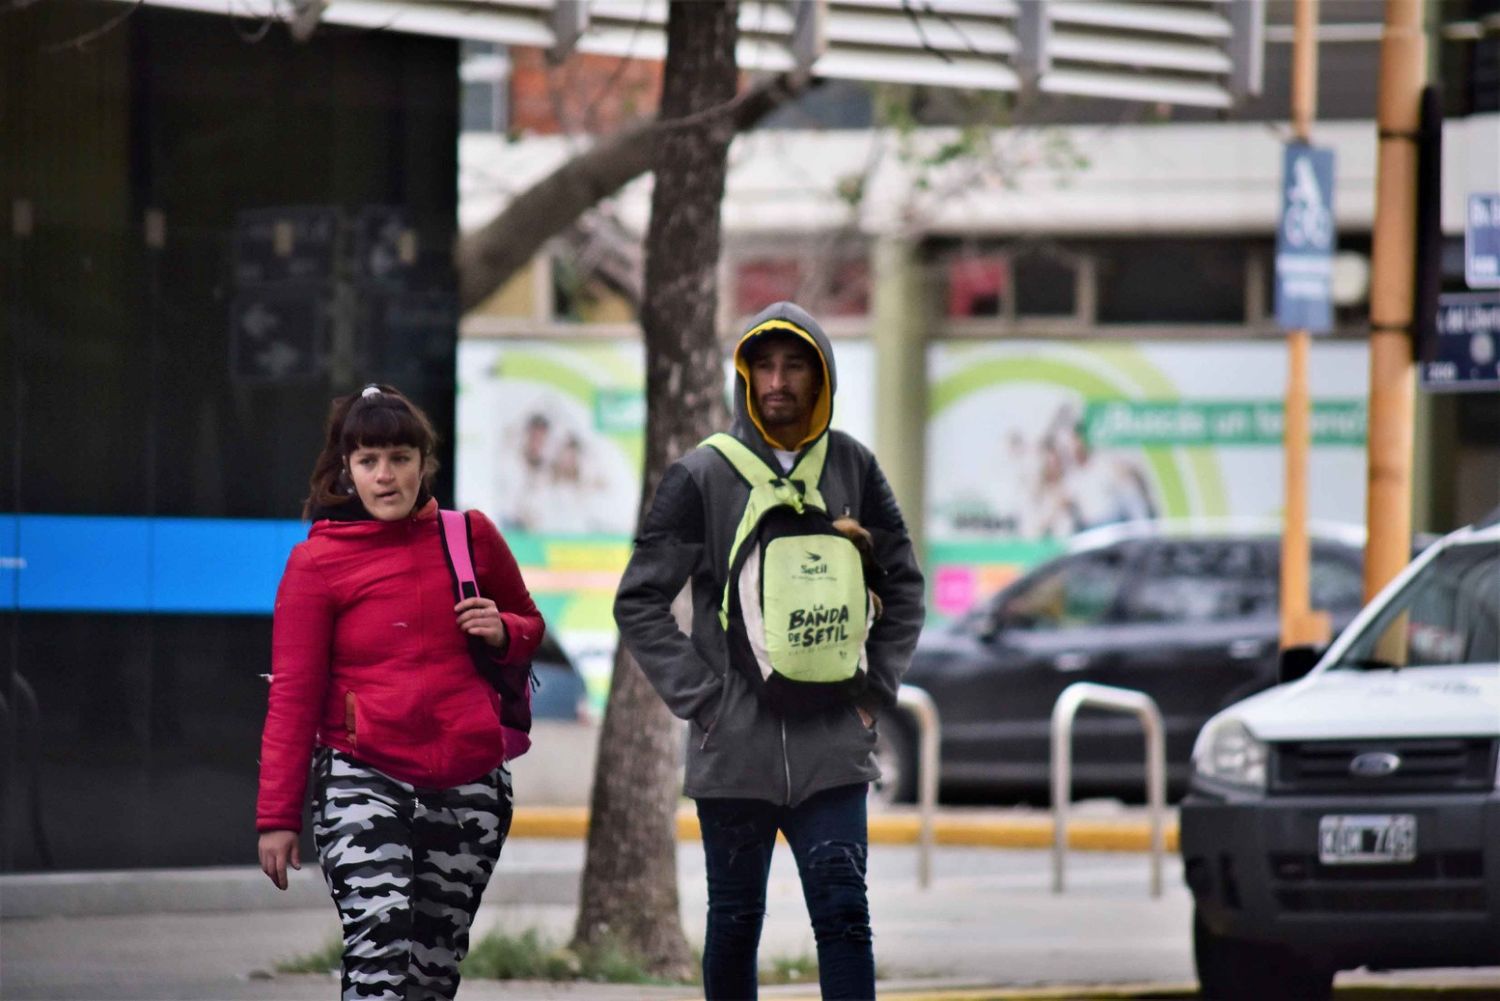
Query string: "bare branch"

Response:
xmin=287 ymin=0 xmax=325 ymax=43
xmin=900 ymin=0 xmax=953 ymax=65
xmin=42 ymin=0 xmax=143 ymax=54
xmin=456 ymin=70 xmax=811 ymax=312
xmin=562 ymin=209 xmax=643 ymax=309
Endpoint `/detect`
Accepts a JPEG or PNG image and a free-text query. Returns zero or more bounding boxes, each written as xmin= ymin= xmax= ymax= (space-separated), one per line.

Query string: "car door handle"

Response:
xmin=1228 ymin=639 xmax=1266 ymax=660
xmin=1053 ymin=652 xmax=1091 ymax=672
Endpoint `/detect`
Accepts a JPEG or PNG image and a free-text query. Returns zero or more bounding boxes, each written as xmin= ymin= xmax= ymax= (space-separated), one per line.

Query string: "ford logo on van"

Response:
xmin=1349 ymin=752 xmax=1402 ymax=777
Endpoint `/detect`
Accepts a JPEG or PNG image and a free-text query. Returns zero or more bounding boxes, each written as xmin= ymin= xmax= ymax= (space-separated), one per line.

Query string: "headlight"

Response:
xmin=1193 ymin=718 xmax=1268 ymax=791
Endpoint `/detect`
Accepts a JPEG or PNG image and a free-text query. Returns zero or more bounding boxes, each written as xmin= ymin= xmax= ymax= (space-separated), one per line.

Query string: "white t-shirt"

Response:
xmin=772 ymin=448 xmax=797 ymax=472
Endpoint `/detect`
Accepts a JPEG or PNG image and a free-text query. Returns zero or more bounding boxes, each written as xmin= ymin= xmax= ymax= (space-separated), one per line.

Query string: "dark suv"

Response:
xmin=876 ymin=521 xmax=1367 ymax=804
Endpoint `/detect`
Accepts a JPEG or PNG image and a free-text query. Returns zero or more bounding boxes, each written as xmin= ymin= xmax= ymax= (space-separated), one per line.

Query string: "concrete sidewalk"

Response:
xmin=2 ymin=838 xmax=1194 ymax=1000
xmin=5 ymin=835 xmax=1499 ymax=1000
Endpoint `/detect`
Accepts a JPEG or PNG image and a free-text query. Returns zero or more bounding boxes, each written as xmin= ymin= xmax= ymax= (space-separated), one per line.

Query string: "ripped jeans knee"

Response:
xmin=803 ymin=839 xmax=873 ymax=945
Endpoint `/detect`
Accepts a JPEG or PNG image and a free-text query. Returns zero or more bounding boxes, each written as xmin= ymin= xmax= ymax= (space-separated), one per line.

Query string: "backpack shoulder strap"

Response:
xmin=437 ymin=509 xmax=480 ymax=602
xmin=702 ymin=432 xmax=776 ymax=486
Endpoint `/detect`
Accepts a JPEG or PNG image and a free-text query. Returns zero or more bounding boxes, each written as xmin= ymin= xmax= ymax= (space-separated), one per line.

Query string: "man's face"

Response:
xmin=749 ymin=337 xmax=821 ymax=435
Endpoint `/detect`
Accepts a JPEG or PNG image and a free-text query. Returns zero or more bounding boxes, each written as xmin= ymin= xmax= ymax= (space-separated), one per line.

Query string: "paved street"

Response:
xmin=6 ymin=836 xmax=1499 ymax=1000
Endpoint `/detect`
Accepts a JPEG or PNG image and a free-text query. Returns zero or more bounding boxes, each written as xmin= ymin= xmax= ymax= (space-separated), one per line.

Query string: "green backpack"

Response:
xmin=704 ymin=432 xmax=872 ymax=716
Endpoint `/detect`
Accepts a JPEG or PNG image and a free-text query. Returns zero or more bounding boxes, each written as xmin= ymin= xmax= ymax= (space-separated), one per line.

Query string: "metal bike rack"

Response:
xmin=1050 ymin=682 xmax=1165 ymax=898
xmin=896 ymin=684 xmax=940 ymax=890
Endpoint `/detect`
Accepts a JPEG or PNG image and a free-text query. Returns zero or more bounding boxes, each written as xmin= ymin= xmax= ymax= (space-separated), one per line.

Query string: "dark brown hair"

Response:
xmin=302 ymin=384 xmax=440 ymax=519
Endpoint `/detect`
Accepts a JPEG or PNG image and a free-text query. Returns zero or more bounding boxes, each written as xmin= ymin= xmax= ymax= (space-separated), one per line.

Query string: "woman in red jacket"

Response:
xmin=257 ymin=384 xmax=544 ymax=1001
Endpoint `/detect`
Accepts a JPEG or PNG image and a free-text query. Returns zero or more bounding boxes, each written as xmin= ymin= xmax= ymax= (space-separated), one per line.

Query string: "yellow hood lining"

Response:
xmin=734 ymin=319 xmax=832 ymax=451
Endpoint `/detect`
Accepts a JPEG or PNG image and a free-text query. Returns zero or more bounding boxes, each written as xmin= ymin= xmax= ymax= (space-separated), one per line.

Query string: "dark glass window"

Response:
xmin=998 ymin=550 xmax=1127 ymax=630
xmin=1333 ymin=543 xmax=1500 ymax=668
xmin=1310 ymin=546 xmax=1366 ymax=612
xmin=460 ymin=41 xmax=506 ymax=134
xmin=463 ymin=78 xmax=497 ymax=133
xmin=1014 ymin=252 xmax=1076 ymax=317
xmin=1096 ymin=240 xmax=1246 ymax=324
xmin=1123 ymin=541 xmax=1274 ymax=623
xmin=4 ymin=5 xmax=460 ymax=872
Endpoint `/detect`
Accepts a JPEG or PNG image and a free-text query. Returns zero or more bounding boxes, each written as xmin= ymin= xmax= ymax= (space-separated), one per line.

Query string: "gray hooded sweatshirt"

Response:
xmin=614 ymin=301 xmax=926 ymax=806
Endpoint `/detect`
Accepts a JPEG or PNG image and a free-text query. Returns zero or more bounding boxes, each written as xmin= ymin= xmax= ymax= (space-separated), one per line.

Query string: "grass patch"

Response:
xmin=277 ymin=929 xmax=836 ymax=989
xmin=275 ymin=934 xmax=341 ymax=975
xmin=759 ymin=952 xmax=820 ymax=986
xmin=459 ymin=927 xmax=680 ymax=985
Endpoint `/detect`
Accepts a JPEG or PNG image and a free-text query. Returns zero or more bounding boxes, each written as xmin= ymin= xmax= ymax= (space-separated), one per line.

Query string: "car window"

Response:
xmin=1332 ymin=541 xmax=1499 ymax=669
xmin=1121 ymin=540 xmax=1273 ymax=624
xmin=1310 ymin=545 xmax=1365 ymax=611
xmin=997 ymin=550 xmax=1127 ymax=631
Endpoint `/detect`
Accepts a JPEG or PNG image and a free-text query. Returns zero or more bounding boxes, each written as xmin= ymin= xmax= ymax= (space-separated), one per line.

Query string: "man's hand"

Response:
xmin=258 ymin=830 xmax=301 ymax=890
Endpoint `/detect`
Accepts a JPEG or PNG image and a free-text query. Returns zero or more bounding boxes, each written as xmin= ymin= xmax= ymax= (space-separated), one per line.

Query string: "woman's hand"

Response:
xmin=456 ymin=597 xmax=509 ymax=650
xmin=258 ymin=830 xmax=301 ymax=890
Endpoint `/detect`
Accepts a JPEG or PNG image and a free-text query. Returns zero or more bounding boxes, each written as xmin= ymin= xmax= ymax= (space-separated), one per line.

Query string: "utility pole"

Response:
xmin=1280 ymin=0 xmax=1330 ymax=649
xmin=1364 ymin=0 xmax=1426 ymax=600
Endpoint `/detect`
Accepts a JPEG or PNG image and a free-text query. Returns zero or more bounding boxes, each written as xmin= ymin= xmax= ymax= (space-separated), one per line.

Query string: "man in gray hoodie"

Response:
xmin=615 ymin=301 xmax=926 ymax=999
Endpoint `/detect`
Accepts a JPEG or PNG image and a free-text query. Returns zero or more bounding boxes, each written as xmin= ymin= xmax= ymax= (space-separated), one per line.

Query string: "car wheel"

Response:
xmin=870 ymin=716 xmax=917 ymax=807
xmin=1193 ymin=909 xmax=1332 ymax=1001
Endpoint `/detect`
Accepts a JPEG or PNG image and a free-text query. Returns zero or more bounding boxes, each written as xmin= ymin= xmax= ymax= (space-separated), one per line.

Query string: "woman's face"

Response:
xmin=346 ymin=444 xmax=422 ymax=521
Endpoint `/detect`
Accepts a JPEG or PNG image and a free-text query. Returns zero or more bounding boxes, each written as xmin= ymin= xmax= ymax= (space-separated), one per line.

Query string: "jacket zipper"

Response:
xmin=780 ymin=719 xmax=792 ymax=805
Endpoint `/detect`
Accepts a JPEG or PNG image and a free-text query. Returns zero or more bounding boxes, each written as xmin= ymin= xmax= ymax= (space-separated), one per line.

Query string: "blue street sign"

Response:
xmin=1466 ymin=193 xmax=1500 ymax=289
xmin=1420 ymin=291 xmax=1500 ymax=392
xmin=1275 ymin=144 xmax=1337 ymax=333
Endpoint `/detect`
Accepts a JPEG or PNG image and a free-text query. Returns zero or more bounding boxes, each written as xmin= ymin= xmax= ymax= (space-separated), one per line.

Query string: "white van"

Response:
xmin=1180 ymin=512 xmax=1500 ymax=1001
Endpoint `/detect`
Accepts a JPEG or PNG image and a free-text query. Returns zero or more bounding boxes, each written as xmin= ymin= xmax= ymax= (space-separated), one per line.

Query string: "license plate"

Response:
xmin=1318 ymin=814 xmax=1417 ymax=865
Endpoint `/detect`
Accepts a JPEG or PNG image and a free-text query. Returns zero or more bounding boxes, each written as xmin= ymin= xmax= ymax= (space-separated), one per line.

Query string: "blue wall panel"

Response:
xmin=12 ymin=515 xmax=305 ymax=614
xmin=151 ymin=519 xmax=302 ymax=614
xmin=2 ymin=516 xmax=19 ymax=610
xmin=20 ymin=516 xmax=153 ymax=611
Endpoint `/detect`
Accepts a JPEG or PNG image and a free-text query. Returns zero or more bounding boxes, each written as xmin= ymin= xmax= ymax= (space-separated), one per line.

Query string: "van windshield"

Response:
xmin=1329 ymin=541 xmax=1499 ymax=671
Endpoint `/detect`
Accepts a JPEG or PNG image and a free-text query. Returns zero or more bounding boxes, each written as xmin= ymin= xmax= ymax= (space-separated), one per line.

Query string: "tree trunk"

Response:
xmin=569 ymin=0 xmax=740 ymax=979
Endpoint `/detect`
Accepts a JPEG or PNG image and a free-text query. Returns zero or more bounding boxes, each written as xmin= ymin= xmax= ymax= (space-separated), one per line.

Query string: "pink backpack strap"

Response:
xmin=438 ymin=509 xmax=479 ymax=601
xmin=436 ymin=508 xmax=534 ymax=762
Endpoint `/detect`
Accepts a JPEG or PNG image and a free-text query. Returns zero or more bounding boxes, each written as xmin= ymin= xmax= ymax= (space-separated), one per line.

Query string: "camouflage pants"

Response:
xmin=312 ymin=748 xmax=513 ymax=1001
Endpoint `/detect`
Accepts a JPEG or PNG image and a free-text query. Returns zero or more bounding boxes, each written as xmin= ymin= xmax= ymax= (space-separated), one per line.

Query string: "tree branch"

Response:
xmin=562 ymin=209 xmax=644 ymax=309
xmin=456 ymin=70 xmax=811 ymax=313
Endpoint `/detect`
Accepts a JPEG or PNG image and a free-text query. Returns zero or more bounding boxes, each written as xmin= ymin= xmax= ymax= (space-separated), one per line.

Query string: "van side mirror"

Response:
xmin=1278 ymin=645 xmax=1323 ymax=684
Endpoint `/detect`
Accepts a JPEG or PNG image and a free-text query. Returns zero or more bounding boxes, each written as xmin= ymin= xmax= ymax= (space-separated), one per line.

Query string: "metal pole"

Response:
xmin=1363 ymin=0 xmax=1425 ymax=601
xmin=872 ymin=237 xmax=928 ymax=557
xmin=1050 ymin=683 xmax=1165 ymax=898
xmin=1280 ymin=0 xmax=1329 ymax=649
xmin=897 ymin=684 xmax=939 ymax=890
xmin=1051 ymin=691 xmax=1072 ymax=894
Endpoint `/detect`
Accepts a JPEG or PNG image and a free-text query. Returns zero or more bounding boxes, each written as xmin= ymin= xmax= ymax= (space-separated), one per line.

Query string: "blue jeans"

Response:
xmin=696 ymin=783 xmax=874 ymax=1000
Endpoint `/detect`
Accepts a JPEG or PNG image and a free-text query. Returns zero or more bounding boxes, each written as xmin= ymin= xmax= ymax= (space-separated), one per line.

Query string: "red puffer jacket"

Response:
xmin=256 ymin=499 xmax=543 ymax=833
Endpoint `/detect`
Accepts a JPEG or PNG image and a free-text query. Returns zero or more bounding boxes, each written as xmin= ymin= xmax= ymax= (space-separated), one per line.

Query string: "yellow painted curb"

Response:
xmin=762 ymin=984 xmax=1197 ymax=1001
xmin=509 ymin=808 xmax=1179 ymax=852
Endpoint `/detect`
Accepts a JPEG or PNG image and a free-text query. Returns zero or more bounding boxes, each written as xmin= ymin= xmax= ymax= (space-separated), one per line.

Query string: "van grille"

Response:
xmin=1269 ymin=852 xmax=1488 ymax=914
xmin=1269 ymin=738 xmax=1497 ymax=795
xmin=1275 ymin=886 xmax=1487 ymax=913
